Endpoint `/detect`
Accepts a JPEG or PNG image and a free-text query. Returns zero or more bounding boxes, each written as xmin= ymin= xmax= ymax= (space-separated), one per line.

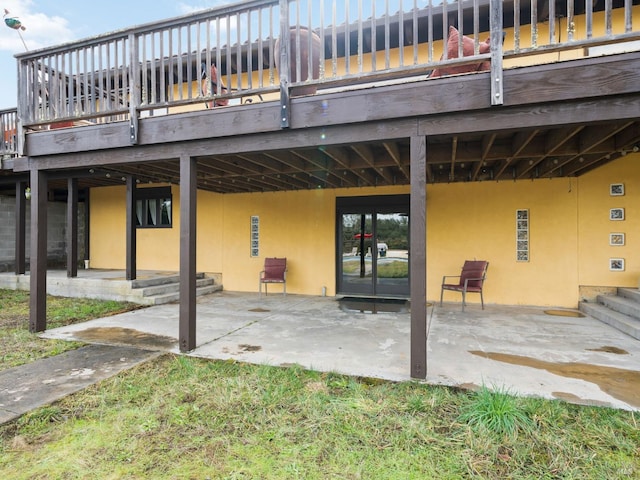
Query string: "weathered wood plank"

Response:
xmin=410 ymin=135 xmax=427 ymax=380
xmin=66 ymin=178 xmax=78 ymax=278
xmin=17 ymin=119 xmax=419 ymax=170
xmin=29 ymin=168 xmax=47 ymax=333
xmin=179 ymin=154 xmax=197 ymax=352
xmin=14 ymin=181 xmax=27 ymax=275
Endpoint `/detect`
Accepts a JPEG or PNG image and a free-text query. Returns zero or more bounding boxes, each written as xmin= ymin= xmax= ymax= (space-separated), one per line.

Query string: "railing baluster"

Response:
xmin=320 ymin=0 xmax=326 ymax=79
xmin=129 ymin=32 xmax=139 ymax=144
xmin=385 ymin=0 xmax=390 ymax=69
xmin=159 ymin=32 xmax=166 ymax=105
xmin=625 ymin=0 xmax=633 ymax=33
xmin=279 ymin=0 xmax=290 ymax=128
xmin=567 ymin=0 xmax=575 ymax=42
xmin=474 ymin=0 xmax=480 ymax=54
xmin=458 ymin=0 xmax=464 ymax=58
xmin=441 ymin=0 xmax=448 ymax=61
xmin=605 ymin=0 xmax=613 ymax=35
xmin=514 ymin=0 xmax=520 ymax=51
xmin=531 ymin=0 xmax=538 ymax=49
xmin=428 ymin=0 xmax=433 ymax=63
xmin=331 ymin=0 xmax=337 ymax=77
xmin=236 ymin=12 xmax=243 ymax=92
xmin=399 ymin=0 xmax=405 ymax=67
xmin=549 ymin=0 xmax=556 ymax=43
xmin=413 ymin=0 xmax=419 ymax=65
xmin=345 ymin=0 xmax=350 ymax=74
xmin=490 ymin=0 xmax=504 ymax=106
xmin=371 ymin=0 xmax=377 ymax=71
xmin=358 ymin=0 xmax=364 ymax=73
xmin=586 ymin=0 xmax=593 ymax=39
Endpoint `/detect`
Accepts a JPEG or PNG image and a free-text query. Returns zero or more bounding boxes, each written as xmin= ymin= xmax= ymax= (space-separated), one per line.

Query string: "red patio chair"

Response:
xmin=259 ymin=257 xmax=287 ymax=296
xmin=440 ymin=260 xmax=489 ymax=311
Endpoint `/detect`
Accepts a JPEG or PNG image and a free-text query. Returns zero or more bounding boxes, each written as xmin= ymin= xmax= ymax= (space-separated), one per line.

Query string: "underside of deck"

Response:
xmin=4 ymin=50 xmax=640 ymax=196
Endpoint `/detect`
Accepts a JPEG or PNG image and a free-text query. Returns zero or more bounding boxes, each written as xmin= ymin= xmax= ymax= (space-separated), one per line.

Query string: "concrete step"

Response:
xmin=144 ymin=283 xmax=223 ymax=305
xmin=618 ymin=287 xmax=640 ymax=304
xmin=596 ymin=293 xmax=640 ymax=320
xmin=579 ymin=302 xmax=640 ymax=340
xmin=137 ymin=277 xmax=213 ymax=297
xmin=130 ymin=272 xmax=205 ymax=289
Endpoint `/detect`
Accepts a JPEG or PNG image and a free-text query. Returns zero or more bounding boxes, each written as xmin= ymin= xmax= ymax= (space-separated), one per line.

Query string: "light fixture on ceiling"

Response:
xmin=24 ymin=187 xmax=31 ymax=200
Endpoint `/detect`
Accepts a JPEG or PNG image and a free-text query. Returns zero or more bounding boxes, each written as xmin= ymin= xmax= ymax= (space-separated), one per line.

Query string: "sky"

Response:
xmin=0 ymin=0 xmax=234 ymax=109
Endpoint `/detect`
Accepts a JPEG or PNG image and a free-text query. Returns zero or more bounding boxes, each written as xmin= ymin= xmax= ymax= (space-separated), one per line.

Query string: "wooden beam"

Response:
xmin=179 ymin=154 xmax=197 ymax=352
xmin=29 ymin=168 xmax=47 ymax=333
xmin=126 ymin=176 xmax=137 ymax=281
xmin=15 ymin=181 xmax=27 ymax=275
xmin=410 ymin=135 xmax=427 ymax=380
xmin=383 ymin=141 xmax=410 ymax=181
xmin=66 ymin=177 xmax=78 ymax=278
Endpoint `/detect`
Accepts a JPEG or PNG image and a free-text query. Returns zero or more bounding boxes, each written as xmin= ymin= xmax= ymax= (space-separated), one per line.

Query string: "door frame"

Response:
xmin=335 ymin=194 xmax=410 ymax=298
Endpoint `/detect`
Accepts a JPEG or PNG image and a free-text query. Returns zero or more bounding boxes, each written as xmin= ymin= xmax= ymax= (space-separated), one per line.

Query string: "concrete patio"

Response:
xmin=39 ymin=290 xmax=640 ymax=411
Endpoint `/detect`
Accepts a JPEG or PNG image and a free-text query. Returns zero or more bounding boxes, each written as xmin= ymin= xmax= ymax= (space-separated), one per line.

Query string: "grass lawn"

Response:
xmin=0 ymin=289 xmax=141 ymax=371
xmin=0 ymin=290 xmax=639 ymax=478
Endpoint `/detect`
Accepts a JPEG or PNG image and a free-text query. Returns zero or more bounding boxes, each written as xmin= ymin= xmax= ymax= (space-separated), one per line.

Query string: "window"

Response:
xmin=135 ymin=187 xmax=172 ymax=228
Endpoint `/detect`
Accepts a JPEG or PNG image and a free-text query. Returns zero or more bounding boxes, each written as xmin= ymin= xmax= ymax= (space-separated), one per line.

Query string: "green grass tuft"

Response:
xmin=458 ymin=384 xmax=534 ymax=437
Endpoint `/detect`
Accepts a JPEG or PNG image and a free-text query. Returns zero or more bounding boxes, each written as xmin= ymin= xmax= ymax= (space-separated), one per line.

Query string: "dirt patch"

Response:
xmin=551 ymin=391 xmax=612 ymax=407
xmin=239 ymin=344 xmax=262 ymax=352
xmin=73 ymin=327 xmax=177 ymax=350
xmin=543 ymin=309 xmax=585 ymax=318
xmin=470 ymin=350 xmax=640 ymax=408
xmin=249 ymin=308 xmax=270 ymax=313
xmin=587 ymin=346 xmax=629 ymax=355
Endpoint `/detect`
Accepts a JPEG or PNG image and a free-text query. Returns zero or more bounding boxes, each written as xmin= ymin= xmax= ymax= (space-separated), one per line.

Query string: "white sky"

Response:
xmin=0 ymin=0 xmax=233 ymax=109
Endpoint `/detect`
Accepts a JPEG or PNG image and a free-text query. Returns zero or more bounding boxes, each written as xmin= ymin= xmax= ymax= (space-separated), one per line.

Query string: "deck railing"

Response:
xmin=9 ymin=0 xmax=640 ymax=152
xmin=0 ymin=108 xmax=17 ymax=159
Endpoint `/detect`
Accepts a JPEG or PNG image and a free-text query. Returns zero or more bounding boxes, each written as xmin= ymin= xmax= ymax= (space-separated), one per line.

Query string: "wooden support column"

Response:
xmin=29 ymin=168 xmax=48 ymax=333
xmin=179 ymin=155 xmax=197 ymax=352
xmin=15 ymin=181 xmax=27 ymax=275
xmin=84 ymin=188 xmax=90 ymax=264
xmin=66 ymin=178 xmax=78 ymax=278
xmin=410 ymin=135 xmax=427 ymax=379
xmin=125 ymin=176 xmax=137 ymax=281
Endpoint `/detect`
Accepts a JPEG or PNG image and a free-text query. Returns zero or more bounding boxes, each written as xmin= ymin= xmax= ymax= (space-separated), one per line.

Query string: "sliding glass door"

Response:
xmin=337 ymin=195 xmax=409 ymax=297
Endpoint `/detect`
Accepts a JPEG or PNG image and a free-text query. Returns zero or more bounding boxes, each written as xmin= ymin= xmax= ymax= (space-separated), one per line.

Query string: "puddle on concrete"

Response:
xmin=587 ymin=346 xmax=629 ymax=355
xmin=73 ymin=327 xmax=177 ymax=350
xmin=543 ymin=309 xmax=585 ymax=318
xmin=249 ymin=308 xmax=270 ymax=313
xmin=339 ymin=297 xmax=409 ymax=314
xmin=469 ymin=350 xmax=640 ymax=408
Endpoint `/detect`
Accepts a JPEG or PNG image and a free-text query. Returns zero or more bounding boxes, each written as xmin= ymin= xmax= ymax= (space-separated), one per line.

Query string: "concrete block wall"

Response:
xmin=0 ymin=195 xmax=86 ymax=271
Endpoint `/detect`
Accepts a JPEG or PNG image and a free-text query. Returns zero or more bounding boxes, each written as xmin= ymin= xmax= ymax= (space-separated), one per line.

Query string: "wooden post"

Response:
xmin=29 ymin=168 xmax=48 ymax=333
xmin=179 ymin=154 xmax=197 ymax=352
xmin=279 ymin=0 xmax=291 ymax=128
xmin=66 ymin=178 xmax=78 ymax=278
xmin=126 ymin=176 xmax=137 ymax=280
xmin=410 ymin=135 xmax=427 ymax=379
xmin=15 ymin=181 xmax=27 ymax=275
xmin=490 ymin=0 xmax=504 ymax=106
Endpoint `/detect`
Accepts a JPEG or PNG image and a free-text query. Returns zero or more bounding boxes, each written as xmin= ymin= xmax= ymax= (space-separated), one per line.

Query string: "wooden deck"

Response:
xmin=8 ymin=50 xmax=640 ymax=194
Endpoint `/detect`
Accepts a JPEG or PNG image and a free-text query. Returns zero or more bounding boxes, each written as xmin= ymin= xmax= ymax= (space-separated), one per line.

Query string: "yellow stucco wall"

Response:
xmin=89 ymin=153 xmax=639 ymax=307
xmin=428 ymin=177 xmax=579 ymax=307
xmin=90 ymin=184 xmax=408 ymax=297
xmin=577 ymin=155 xmax=640 ymax=289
